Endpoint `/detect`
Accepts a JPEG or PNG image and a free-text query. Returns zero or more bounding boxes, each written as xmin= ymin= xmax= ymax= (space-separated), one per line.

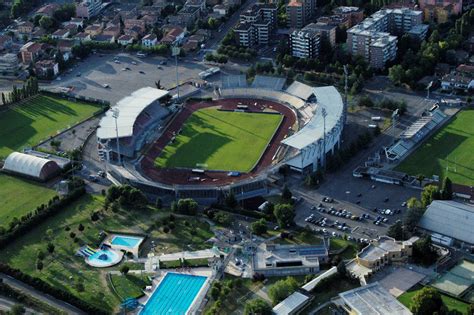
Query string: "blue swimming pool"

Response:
xmin=111 ymin=235 xmax=143 ymax=248
xmin=86 ymin=249 xmax=122 ymax=268
xmin=140 ymin=273 xmax=207 ymax=315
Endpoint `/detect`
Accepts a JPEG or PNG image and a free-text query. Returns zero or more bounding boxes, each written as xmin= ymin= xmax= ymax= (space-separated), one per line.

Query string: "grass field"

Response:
xmin=110 ymin=274 xmax=151 ymax=300
xmin=0 ymin=194 xmax=213 ymax=313
xmin=0 ymin=95 xmax=102 ymax=158
xmin=398 ymin=285 xmax=470 ymax=314
xmin=0 ymin=173 xmax=56 ymax=228
xmin=155 ymin=108 xmax=283 ymax=172
xmin=396 ymin=110 xmax=474 ymax=186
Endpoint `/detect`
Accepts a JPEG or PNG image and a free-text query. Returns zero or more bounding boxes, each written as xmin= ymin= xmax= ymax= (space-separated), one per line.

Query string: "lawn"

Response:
xmin=155 ymin=107 xmax=283 ymax=172
xmin=0 ymin=194 xmax=214 ymax=313
xmin=398 ymin=285 xmax=470 ymax=314
xmin=396 ymin=110 xmax=474 ymax=186
xmin=0 ymin=95 xmax=102 ymax=158
xmin=0 ymin=173 xmax=56 ymax=229
xmin=329 ymin=238 xmax=359 ymax=260
xmin=110 ymin=274 xmax=151 ymax=300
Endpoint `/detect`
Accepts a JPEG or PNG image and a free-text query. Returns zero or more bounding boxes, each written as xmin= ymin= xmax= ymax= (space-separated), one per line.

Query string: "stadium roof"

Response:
xmin=339 ymin=282 xmax=412 ymax=315
xmin=272 ymin=291 xmax=310 ymax=315
xmin=418 ymin=200 xmax=474 ymax=244
xmin=286 ymin=81 xmax=314 ymax=101
xmin=282 ymin=86 xmax=343 ymax=150
xmin=3 ymin=152 xmax=59 ymax=179
xmin=97 ymin=87 xmax=169 ymax=140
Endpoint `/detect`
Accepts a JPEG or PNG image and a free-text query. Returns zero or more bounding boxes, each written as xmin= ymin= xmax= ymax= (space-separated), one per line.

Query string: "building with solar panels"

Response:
xmin=2 ymin=152 xmax=61 ymax=181
xmin=252 ymin=242 xmax=329 ymax=277
xmin=96 ymin=87 xmax=170 ymax=161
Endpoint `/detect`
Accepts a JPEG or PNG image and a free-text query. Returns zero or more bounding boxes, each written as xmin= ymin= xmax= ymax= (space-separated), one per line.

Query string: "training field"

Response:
xmin=396 ymin=110 xmax=474 ymax=186
xmin=155 ymin=108 xmax=283 ymax=172
xmin=432 ymin=260 xmax=474 ymax=299
xmin=0 ymin=95 xmax=102 ymax=158
xmin=0 ymin=173 xmax=56 ymax=228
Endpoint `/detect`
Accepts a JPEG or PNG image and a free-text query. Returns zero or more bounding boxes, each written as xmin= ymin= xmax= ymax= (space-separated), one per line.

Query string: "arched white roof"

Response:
xmin=3 ymin=152 xmax=55 ymax=178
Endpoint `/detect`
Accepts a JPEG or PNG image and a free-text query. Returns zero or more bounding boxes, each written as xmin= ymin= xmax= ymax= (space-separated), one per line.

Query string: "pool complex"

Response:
xmin=111 ymin=235 xmax=143 ymax=248
xmin=86 ymin=249 xmax=122 ymax=268
xmin=140 ymin=273 xmax=208 ymax=315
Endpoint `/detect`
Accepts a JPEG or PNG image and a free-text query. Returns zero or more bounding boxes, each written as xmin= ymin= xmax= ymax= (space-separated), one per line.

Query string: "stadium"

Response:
xmin=100 ymin=75 xmax=344 ymax=203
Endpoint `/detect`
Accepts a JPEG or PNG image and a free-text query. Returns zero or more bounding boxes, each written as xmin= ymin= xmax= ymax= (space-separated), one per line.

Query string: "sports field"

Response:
xmin=155 ymin=108 xmax=283 ymax=172
xmin=0 ymin=95 xmax=102 ymax=158
xmin=396 ymin=110 xmax=474 ymax=185
xmin=0 ymin=173 xmax=56 ymax=228
xmin=432 ymin=260 xmax=474 ymax=298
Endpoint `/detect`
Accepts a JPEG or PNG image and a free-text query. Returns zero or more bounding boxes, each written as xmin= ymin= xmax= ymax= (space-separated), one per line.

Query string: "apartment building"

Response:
xmin=0 ymin=53 xmax=19 ymax=75
xmin=286 ymin=0 xmax=306 ymax=28
xmin=289 ymin=26 xmax=320 ymax=58
xmin=333 ymin=6 xmax=364 ymax=27
xmin=304 ymin=22 xmax=336 ymax=46
xmin=234 ymin=3 xmax=277 ymax=47
xmin=347 ymin=8 xmax=423 ymax=68
xmin=76 ymin=0 xmax=103 ymax=19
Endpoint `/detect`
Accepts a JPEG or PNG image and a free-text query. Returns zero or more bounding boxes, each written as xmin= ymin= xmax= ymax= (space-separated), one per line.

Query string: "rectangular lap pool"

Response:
xmin=111 ymin=235 xmax=143 ymax=248
xmin=140 ymin=273 xmax=208 ymax=315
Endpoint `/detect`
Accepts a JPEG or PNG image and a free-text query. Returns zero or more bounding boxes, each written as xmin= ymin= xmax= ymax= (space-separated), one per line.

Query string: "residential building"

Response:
xmin=73 ymin=32 xmax=91 ymax=43
xmin=240 ymin=3 xmax=277 ymax=29
xmin=91 ymin=34 xmax=115 ymax=43
xmin=124 ymin=19 xmax=146 ymax=32
xmin=103 ymin=25 xmax=121 ymax=39
xmin=182 ymin=34 xmax=205 ymax=52
xmin=235 ymin=3 xmax=277 ymax=47
xmin=213 ymin=4 xmax=228 ymax=15
xmin=346 ymin=236 xmax=418 ymax=280
xmin=51 ymin=29 xmax=70 ymax=40
xmin=304 ymin=22 xmax=337 ymax=46
xmin=286 ymin=0 xmax=306 ymax=28
xmin=124 ymin=26 xmax=142 ymax=39
xmin=347 ymin=8 xmax=423 ymax=68
xmin=185 ymin=0 xmax=206 ymax=12
xmin=224 ymin=0 xmax=241 ymax=7
xmin=251 ymin=242 xmax=328 ymax=277
xmin=35 ymin=59 xmax=59 ymax=79
xmin=57 ymin=39 xmax=75 ymax=54
xmin=317 ymin=14 xmax=351 ymax=28
xmin=177 ymin=6 xmax=201 ymax=27
xmin=76 ymin=0 xmax=103 ymax=19
xmin=337 ymin=282 xmax=412 ymax=315
xmin=0 ymin=35 xmax=13 ymax=51
xmin=65 ymin=18 xmax=84 ymax=28
xmin=333 ymin=6 xmax=364 ymax=26
xmin=17 ymin=21 xmax=34 ymax=38
xmin=118 ymin=34 xmax=134 ymax=46
xmin=418 ymin=200 xmax=474 ymax=246
xmin=419 ymin=0 xmax=462 ymax=23
xmin=289 ymin=26 xmax=320 ymax=58
xmin=0 ymin=53 xmax=19 ymax=75
xmin=142 ymin=34 xmax=158 ymax=47
xmin=141 ymin=14 xmax=159 ymax=25
xmin=63 ymin=23 xmax=79 ymax=35
xmin=161 ymin=27 xmax=186 ymax=45
xmin=20 ymin=42 xmax=45 ymax=64
xmin=234 ymin=22 xmax=256 ymax=47
xmin=84 ymin=25 xmax=103 ymax=36
xmin=35 ymin=3 xmax=59 ymax=17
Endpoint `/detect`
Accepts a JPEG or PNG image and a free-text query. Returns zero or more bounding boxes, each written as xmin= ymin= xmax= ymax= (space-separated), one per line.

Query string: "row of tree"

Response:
xmin=204 ymin=53 xmax=229 ymax=64
xmin=1 ymin=77 xmax=39 ymax=106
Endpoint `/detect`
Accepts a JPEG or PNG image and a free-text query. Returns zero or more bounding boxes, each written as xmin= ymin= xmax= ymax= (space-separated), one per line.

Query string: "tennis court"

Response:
xmin=432 ymin=260 xmax=474 ymax=298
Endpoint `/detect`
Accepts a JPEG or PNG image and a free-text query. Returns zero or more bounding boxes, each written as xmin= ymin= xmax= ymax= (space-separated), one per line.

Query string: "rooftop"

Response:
xmin=358 ymin=236 xmax=417 ymax=262
xmin=272 ymin=291 xmax=311 ymax=315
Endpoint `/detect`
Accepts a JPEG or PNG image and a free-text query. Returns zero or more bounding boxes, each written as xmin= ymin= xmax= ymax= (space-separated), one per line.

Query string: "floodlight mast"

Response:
xmin=112 ymin=108 xmax=121 ymax=165
xmin=322 ymin=107 xmax=327 ymax=169
xmin=343 ymin=65 xmax=348 ymax=125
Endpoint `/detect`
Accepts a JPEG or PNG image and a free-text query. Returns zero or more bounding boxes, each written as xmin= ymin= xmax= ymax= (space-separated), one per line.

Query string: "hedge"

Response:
xmin=0 ymin=264 xmax=108 ymax=314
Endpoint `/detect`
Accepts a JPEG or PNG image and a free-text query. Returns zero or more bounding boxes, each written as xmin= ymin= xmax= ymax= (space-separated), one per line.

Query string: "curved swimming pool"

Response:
xmin=85 ymin=249 xmax=123 ymax=268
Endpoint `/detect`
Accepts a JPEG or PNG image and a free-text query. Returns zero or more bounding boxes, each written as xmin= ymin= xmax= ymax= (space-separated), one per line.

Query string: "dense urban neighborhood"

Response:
xmin=0 ymin=0 xmax=473 ymax=314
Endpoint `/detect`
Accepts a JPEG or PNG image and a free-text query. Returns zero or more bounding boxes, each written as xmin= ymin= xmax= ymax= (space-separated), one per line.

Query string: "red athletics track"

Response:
xmin=140 ymin=98 xmax=296 ymax=186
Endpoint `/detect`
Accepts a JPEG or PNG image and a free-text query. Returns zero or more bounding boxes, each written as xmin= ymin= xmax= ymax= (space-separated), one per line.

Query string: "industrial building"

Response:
xmin=2 ymin=152 xmax=61 ymax=181
xmin=418 ymin=200 xmax=474 ymax=247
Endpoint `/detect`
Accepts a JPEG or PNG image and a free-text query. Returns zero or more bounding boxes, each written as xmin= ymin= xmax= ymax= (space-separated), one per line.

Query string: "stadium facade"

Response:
xmin=96 ymin=87 xmax=170 ymax=161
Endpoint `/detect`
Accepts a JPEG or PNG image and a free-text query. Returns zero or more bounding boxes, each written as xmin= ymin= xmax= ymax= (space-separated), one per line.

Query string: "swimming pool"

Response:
xmin=85 ymin=249 xmax=123 ymax=268
xmin=140 ymin=273 xmax=208 ymax=315
xmin=111 ymin=235 xmax=143 ymax=248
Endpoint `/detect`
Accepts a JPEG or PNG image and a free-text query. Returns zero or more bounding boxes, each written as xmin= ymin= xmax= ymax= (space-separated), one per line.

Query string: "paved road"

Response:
xmin=0 ymin=274 xmax=85 ymax=315
xmin=0 ymin=296 xmax=36 ymax=314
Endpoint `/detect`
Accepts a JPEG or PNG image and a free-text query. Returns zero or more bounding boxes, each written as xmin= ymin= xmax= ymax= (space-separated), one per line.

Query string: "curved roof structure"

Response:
xmin=281 ymin=86 xmax=344 ymax=150
xmin=3 ymin=152 xmax=60 ymax=180
xmin=97 ymin=87 xmax=169 ymax=140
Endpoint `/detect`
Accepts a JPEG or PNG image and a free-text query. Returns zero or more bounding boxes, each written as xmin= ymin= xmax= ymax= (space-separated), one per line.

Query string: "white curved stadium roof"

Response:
xmin=3 ymin=152 xmax=54 ymax=178
xmin=282 ymin=86 xmax=343 ymax=150
xmin=97 ymin=87 xmax=169 ymax=140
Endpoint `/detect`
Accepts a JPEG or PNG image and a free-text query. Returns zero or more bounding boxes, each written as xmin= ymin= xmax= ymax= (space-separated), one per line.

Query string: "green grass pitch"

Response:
xmin=155 ymin=108 xmax=283 ymax=172
xmin=396 ymin=110 xmax=474 ymax=186
xmin=0 ymin=95 xmax=102 ymax=158
xmin=0 ymin=173 xmax=56 ymax=228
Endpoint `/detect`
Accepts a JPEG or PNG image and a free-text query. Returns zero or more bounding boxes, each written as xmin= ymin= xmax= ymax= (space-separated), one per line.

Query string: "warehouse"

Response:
xmin=2 ymin=152 xmax=61 ymax=181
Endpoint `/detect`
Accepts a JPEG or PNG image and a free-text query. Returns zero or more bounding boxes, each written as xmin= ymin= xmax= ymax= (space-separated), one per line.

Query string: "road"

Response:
xmin=0 ymin=296 xmax=36 ymax=314
xmin=0 ymin=274 xmax=85 ymax=315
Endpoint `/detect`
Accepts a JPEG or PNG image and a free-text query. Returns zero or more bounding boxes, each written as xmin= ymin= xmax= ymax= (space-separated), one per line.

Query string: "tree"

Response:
xmin=388 ymin=64 xmax=405 ymax=85
xmin=403 ymin=205 xmax=424 ymax=234
xmin=441 ymin=177 xmax=453 ymax=200
xmin=36 ymin=260 xmax=43 ymax=271
xmin=281 ymin=185 xmax=292 ymax=201
xmin=39 ymin=16 xmax=54 ymax=31
xmin=210 ymin=282 xmax=221 ymax=300
xmin=251 ymin=218 xmax=267 ymax=235
xmin=120 ymin=265 xmax=130 ymax=275
xmin=225 ymin=192 xmax=237 ymax=208
xmin=53 ymin=3 xmax=76 ymax=22
xmin=174 ymin=198 xmax=198 ymax=215
xmin=155 ymin=197 xmax=162 ymax=209
xmin=421 ymin=185 xmax=440 ymax=208
xmin=268 ymin=277 xmax=299 ymax=305
xmin=213 ymin=211 xmax=232 ymax=226
xmin=47 ymin=243 xmax=55 ymax=254
xmin=337 ymin=260 xmax=347 ymax=276
xmin=411 ymin=287 xmax=445 ymax=315
xmin=358 ymin=95 xmax=374 ymax=108
xmin=273 ymin=204 xmax=295 ymax=228
xmin=243 ymin=298 xmax=272 ymax=315
xmin=412 ymin=236 xmax=438 ymax=266
xmin=10 ymin=304 xmax=26 ymax=315
xmin=387 ymin=220 xmax=404 ymax=240
xmin=416 ymin=174 xmax=425 ymax=187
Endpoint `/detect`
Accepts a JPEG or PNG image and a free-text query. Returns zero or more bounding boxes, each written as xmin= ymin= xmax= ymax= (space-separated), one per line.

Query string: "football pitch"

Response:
xmin=0 ymin=173 xmax=56 ymax=229
xmin=0 ymin=95 xmax=102 ymax=158
xmin=396 ymin=110 xmax=474 ymax=186
xmin=155 ymin=108 xmax=283 ymax=172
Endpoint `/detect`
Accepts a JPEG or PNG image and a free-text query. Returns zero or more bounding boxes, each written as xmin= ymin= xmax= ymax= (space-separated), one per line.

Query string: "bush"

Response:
xmin=251 ymin=218 xmax=267 ymax=235
xmin=268 ymin=277 xmax=299 ymax=305
xmin=78 ymin=223 xmax=84 ymax=232
xmin=69 ymin=232 xmax=76 ymax=239
xmin=47 ymin=243 xmax=55 ymax=254
xmin=174 ymin=198 xmax=198 ymax=215
xmin=120 ymin=265 xmax=130 ymax=275
xmin=163 ymin=226 xmax=170 ymax=233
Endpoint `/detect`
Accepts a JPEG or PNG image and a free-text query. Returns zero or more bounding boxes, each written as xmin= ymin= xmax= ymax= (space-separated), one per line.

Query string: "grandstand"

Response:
xmin=251 ymin=75 xmax=286 ymax=91
xmin=286 ymin=81 xmax=315 ymax=101
xmin=221 ymin=74 xmax=247 ymax=89
xmin=96 ymin=87 xmax=170 ymax=161
xmin=385 ymin=109 xmax=447 ymax=161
